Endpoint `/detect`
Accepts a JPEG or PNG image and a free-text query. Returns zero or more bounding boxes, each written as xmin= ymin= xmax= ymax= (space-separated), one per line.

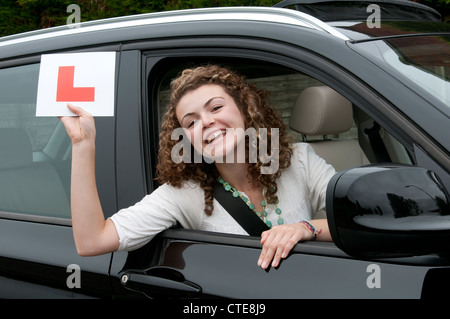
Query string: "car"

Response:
xmin=0 ymin=0 xmax=449 ymax=300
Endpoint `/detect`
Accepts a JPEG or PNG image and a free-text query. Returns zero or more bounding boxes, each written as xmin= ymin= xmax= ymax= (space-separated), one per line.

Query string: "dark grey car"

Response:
xmin=0 ymin=0 xmax=449 ymax=301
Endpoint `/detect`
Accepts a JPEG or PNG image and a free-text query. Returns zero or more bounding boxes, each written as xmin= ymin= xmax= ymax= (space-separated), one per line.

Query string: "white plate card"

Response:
xmin=36 ymin=52 xmax=116 ymax=117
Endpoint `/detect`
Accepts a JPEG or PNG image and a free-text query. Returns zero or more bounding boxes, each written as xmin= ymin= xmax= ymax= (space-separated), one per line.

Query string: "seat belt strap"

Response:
xmin=364 ymin=122 xmax=391 ymax=163
xmin=214 ymin=182 xmax=270 ymax=236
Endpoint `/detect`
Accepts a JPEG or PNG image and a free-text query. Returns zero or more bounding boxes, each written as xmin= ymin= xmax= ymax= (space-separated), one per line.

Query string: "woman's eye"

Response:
xmin=187 ymin=120 xmax=197 ymax=128
xmin=212 ymin=105 xmax=223 ymax=112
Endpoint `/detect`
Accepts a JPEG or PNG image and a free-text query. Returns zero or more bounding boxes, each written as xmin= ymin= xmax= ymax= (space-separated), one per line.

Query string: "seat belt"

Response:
xmin=364 ymin=121 xmax=391 ymax=163
xmin=214 ymin=182 xmax=270 ymax=236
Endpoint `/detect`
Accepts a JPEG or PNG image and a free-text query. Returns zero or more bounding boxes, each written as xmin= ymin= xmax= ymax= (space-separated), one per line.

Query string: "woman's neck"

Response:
xmin=215 ymin=162 xmax=258 ymax=193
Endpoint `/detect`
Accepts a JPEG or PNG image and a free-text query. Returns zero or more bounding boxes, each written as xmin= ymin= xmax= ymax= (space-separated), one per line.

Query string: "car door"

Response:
xmin=108 ymin=39 xmax=450 ymax=299
xmin=112 ymin=229 xmax=444 ymax=299
xmin=0 ymin=57 xmax=116 ymax=298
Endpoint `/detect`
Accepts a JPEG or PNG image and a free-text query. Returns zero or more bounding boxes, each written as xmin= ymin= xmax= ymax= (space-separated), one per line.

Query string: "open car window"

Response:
xmin=150 ymin=56 xmax=412 ymax=180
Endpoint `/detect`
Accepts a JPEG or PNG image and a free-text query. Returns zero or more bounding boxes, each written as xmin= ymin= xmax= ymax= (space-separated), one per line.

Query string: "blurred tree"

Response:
xmin=0 ymin=0 xmax=38 ymax=35
xmin=417 ymin=0 xmax=450 ymax=21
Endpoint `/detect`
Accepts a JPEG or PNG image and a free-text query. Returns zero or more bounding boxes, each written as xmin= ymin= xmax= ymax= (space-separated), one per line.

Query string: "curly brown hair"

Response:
xmin=156 ymin=65 xmax=293 ymax=215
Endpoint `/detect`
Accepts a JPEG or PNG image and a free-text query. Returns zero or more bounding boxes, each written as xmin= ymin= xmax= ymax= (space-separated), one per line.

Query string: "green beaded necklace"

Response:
xmin=218 ymin=176 xmax=284 ymax=228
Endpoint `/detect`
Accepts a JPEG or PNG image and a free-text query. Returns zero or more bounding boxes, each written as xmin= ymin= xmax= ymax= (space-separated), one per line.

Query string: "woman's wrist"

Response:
xmin=299 ymin=220 xmax=318 ymax=241
xmin=73 ymin=138 xmax=95 ymax=152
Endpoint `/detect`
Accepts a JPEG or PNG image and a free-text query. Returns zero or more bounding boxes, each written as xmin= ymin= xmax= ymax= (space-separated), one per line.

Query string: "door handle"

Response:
xmin=120 ymin=267 xmax=201 ymax=298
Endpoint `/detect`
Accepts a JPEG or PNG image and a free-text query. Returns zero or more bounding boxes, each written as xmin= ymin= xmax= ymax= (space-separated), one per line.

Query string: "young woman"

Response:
xmin=60 ymin=65 xmax=335 ymax=270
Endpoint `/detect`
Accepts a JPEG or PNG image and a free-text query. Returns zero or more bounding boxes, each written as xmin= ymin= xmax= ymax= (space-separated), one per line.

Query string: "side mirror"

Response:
xmin=326 ymin=164 xmax=450 ymax=258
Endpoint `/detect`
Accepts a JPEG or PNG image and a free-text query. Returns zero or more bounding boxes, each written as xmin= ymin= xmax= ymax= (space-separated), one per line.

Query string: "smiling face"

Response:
xmin=175 ymin=84 xmax=246 ymax=162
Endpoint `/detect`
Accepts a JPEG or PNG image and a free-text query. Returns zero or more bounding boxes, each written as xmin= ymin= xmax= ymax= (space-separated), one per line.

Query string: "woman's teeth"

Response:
xmin=206 ymin=131 xmax=223 ymax=144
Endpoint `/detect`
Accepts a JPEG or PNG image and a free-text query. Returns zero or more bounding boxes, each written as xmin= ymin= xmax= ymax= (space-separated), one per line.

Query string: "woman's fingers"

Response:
xmin=258 ymin=224 xmax=307 ymax=269
xmin=258 ymin=230 xmax=283 ymax=269
xmin=66 ymin=102 xmax=91 ymax=117
xmin=59 ymin=103 xmax=96 ymax=145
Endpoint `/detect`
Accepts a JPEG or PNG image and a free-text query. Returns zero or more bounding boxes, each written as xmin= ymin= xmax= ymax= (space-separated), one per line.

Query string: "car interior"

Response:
xmin=0 ymin=127 xmax=70 ymax=218
xmin=154 ymin=57 xmax=413 ymax=178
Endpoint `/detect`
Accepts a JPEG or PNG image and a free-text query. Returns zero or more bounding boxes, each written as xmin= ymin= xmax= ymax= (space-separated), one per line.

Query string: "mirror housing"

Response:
xmin=326 ymin=164 xmax=450 ymax=258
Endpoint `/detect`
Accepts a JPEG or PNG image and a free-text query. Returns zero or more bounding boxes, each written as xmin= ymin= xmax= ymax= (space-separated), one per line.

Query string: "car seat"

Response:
xmin=289 ymin=86 xmax=369 ymax=171
xmin=0 ymin=128 xmax=70 ymax=218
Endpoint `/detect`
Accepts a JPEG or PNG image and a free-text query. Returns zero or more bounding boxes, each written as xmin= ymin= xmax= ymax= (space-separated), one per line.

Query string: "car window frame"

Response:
xmin=0 ymin=52 xmax=118 ymax=226
xmin=137 ymin=39 xmax=448 ymax=261
xmin=140 ymin=39 xmax=431 ymax=190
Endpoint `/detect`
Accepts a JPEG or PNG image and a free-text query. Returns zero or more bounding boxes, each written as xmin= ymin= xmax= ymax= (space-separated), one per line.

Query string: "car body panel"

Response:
xmin=110 ymin=229 xmax=438 ymax=299
xmin=0 ymin=219 xmax=112 ymax=298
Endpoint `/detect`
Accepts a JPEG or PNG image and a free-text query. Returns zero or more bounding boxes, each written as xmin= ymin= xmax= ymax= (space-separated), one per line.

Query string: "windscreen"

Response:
xmin=356 ymin=34 xmax=450 ymax=108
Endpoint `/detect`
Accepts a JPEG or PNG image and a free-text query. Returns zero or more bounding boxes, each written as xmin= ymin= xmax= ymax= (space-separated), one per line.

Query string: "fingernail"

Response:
xmin=261 ymin=261 xmax=267 ymax=269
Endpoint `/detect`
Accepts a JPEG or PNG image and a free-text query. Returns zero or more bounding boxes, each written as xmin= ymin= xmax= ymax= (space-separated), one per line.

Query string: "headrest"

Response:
xmin=289 ymin=86 xmax=353 ymax=136
xmin=0 ymin=128 xmax=33 ymax=169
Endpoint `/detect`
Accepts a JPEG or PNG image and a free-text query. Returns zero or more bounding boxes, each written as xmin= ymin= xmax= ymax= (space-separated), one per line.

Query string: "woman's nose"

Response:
xmin=201 ymin=113 xmax=215 ymax=128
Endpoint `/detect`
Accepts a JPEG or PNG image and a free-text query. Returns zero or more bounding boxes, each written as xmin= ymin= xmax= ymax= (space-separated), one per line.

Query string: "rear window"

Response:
xmin=0 ymin=63 xmax=71 ymax=221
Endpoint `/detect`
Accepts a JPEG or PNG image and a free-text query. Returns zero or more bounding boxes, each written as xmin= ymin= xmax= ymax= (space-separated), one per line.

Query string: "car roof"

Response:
xmin=1 ymin=4 xmax=447 ymax=62
xmin=0 ymin=6 xmax=348 ymax=50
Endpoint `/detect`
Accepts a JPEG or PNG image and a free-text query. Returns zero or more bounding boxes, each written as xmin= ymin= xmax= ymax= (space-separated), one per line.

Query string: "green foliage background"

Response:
xmin=0 ymin=0 xmax=449 ymax=37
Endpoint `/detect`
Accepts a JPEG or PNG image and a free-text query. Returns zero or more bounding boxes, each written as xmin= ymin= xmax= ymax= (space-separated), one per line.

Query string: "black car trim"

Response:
xmin=157 ymin=228 xmax=450 ymax=266
xmin=0 ymin=211 xmax=72 ymax=226
xmin=349 ymin=32 xmax=450 ymax=44
xmin=160 ymin=228 xmax=350 ymax=259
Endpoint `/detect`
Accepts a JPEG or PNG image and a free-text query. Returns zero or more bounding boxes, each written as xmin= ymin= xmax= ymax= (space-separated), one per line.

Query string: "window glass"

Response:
xmin=385 ymin=35 xmax=450 ymax=108
xmin=0 ymin=64 xmax=71 ymax=220
xmin=355 ymin=35 xmax=450 ymax=110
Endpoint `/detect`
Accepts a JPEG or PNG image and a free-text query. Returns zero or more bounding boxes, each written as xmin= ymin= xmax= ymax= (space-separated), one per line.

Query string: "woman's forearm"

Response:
xmin=61 ymin=104 xmax=120 ymax=256
xmin=70 ymin=141 xmax=120 ymax=255
xmin=71 ymin=142 xmax=101 ymax=252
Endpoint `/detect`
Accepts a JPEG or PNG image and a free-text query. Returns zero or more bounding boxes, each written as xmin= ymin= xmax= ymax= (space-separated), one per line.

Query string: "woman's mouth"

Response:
xmin=205 ymin=130 xmax=226 ymax=144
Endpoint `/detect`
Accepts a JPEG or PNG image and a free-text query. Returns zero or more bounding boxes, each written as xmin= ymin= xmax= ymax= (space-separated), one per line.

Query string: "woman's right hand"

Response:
xmin=59 ymin=103 xmax=96 ymax=145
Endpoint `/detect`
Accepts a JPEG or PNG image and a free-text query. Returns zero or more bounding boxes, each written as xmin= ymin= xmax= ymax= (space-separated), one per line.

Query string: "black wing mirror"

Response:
xmin=326 ymin=164 xmax=450 ymax=258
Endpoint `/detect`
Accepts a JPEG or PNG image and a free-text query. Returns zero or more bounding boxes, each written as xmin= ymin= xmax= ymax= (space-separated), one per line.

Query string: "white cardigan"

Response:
xmin=110 ymin=143 xmax=336 ymax=251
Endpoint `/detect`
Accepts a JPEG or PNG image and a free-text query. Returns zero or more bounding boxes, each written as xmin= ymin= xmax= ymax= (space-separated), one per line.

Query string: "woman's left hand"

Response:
xmin=257 ymin=222 xmax=314 ymax=269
